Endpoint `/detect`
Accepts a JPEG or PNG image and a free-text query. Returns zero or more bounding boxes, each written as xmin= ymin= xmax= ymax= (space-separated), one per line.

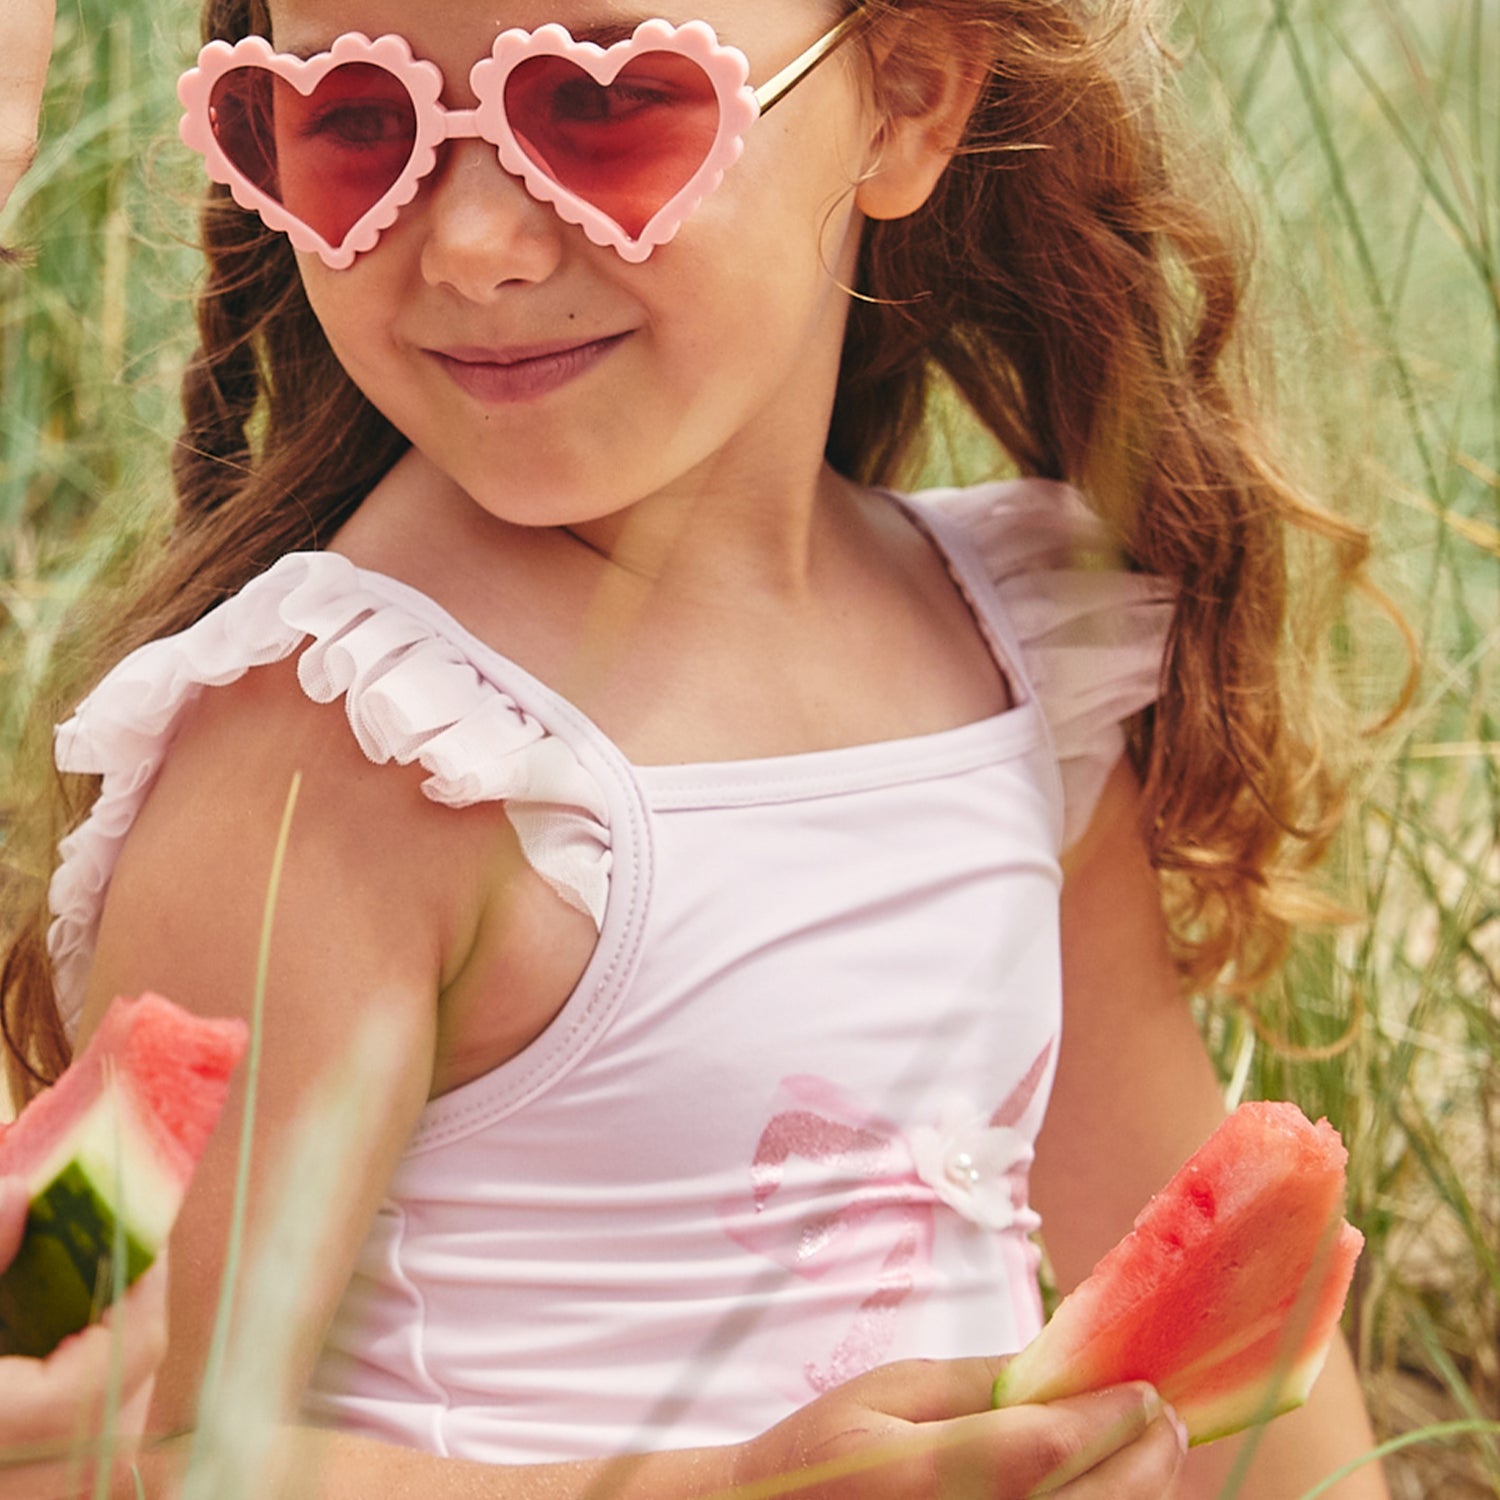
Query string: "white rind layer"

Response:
xmin=24 ymin=1077 xmax=181 ymax=1248
xmin=1175 ymin=1343 xmax=1332 ymax=1446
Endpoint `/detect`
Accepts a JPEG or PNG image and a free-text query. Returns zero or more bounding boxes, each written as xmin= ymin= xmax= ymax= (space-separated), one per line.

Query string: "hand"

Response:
xmin=0 ymin=1178 xmax=168 ymax=1499
xmin=0 ymin=0 xmax=54 ymax=219
xmin=736 ymin=1357 xmax=1186 ymax=1499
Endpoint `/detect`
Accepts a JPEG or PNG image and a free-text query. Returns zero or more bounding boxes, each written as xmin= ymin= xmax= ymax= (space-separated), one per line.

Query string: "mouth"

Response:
xmin=427 ymin=333 xmax=631 ymax=404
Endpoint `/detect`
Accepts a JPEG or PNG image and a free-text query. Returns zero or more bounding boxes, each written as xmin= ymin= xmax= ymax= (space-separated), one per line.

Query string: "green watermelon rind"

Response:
xmin=0 ymin=1079 xmax=177 ymax=1359
xmin=1173 ymin=1342 xmax=1334 ymax=1446
xmin=992 ymin=1310 xmax=1336 ymax=1448
xmin=0 ymin=1159 xmax=156 ymax=1358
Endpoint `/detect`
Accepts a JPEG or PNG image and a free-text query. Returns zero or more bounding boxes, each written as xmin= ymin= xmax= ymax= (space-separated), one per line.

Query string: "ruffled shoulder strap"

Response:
xmin=47 ymin=553 xmax=613 ymax=1037
xmin=914 ymin=480 xmax=1174 ymax=851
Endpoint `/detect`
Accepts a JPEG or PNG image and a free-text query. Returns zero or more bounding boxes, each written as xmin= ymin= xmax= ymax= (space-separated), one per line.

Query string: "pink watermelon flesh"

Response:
xmin=0 ymin=992 xmax=247 ymax=1355
xmin=992 ymin=1101 xmax=1364 ymax=1444
xmin=0 ymin=992 xmax=246 ymax=1187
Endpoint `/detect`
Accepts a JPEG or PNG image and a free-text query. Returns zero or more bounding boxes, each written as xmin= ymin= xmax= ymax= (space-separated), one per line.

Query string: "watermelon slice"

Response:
xmin=993 ymin=1101 xmax=1364 ymax=1444
xmin=0 ymin=992 xmax=247 ymax=1357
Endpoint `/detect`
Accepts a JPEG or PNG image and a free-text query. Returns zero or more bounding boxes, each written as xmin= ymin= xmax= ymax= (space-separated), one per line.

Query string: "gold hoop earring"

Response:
xmin=816 ymin=187 xmax=934 ymax=309
xmin=836 ymin=280 xmax=935 ymax=309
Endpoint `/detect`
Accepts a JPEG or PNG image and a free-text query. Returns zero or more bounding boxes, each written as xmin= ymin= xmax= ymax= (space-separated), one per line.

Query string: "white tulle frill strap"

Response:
xmin=929 ymin=480 xmax=1175 ymax=850
xmin=47 ymin=553 xmax=612 ymax=1038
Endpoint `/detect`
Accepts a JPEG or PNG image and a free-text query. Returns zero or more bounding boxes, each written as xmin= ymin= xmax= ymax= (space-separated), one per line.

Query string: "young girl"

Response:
xmin=2 ymin=0 xmax=1389 ymax=1494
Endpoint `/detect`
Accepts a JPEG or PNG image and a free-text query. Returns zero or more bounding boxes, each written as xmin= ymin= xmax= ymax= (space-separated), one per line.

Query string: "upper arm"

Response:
xmin=1031 ymin=757 xmax=1228 ymax=1290
xmin=75 ymin=659 xmax=497 ymax=1432
xmin=1035 ymin=758 xmax=1388 ymax=1499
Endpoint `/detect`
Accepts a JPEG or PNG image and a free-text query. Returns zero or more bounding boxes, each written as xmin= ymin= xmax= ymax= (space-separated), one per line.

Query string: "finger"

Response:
xmin=0 ymin=1178 xmax=27 ymax=1270
xmin=99 ymin=1260 xmax=171 ymax=1414
xmin=0 ymin=1455 xmax=90 ymax=1500
xmin=1018 ymin=1385 xmax=1168 ymax=1490
xmin=59 ymin=1262 xmax=171 ymax=1422
xmin=0 ymin=1263 xmax=168 ymax=1445
xmin=0 ymin=1384 xmax=160 ymax=1500
xmin=983 ymin=1383 xmax=1166 ymax=1495
xmin=1035 ymin=1409 xmax=1187 ymax=1497
xmin=0 ymin=0 xmax=56 ymax=215
xmin=802 ymin=1381 xmax=1168 ymax=1499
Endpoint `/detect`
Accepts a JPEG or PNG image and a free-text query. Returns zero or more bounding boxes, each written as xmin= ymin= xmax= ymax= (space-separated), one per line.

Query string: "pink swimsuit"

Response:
xmin=49 ymin=480 xmax=1171 ymax=1462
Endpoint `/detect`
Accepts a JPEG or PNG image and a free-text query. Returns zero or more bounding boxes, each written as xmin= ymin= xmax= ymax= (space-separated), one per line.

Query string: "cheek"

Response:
xmin=720 ymin=146 xmax=866 ymax=321
xmin=734 ymin=90 xmax=872 ymax=279
xmin=632 ymin=115 xmax=869 ymax=396
xmin=295 ymin=256 xmax=393 ymax=373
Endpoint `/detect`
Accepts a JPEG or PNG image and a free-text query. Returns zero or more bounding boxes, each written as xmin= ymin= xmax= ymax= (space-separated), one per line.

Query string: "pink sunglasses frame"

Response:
xmin=178 ymin=11 xmax=866 ymax=268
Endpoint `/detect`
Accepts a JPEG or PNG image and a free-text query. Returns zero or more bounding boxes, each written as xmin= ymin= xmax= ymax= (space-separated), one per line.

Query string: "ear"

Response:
xmin=854 ymin=20 xmax=991 ymax=222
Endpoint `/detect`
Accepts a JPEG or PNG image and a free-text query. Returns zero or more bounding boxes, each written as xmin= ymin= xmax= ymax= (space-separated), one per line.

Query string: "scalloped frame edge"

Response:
xmin=178 ymin=33 xmax=448 ymax=271
xmin=177 ymin=22 xmax=761 ymax=268
xmin=472 ymin=19 xmax=760 ymax=264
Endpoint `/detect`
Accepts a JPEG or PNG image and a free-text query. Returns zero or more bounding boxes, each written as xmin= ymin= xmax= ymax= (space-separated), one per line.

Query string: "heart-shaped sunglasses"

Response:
xmin=178 ymin=12 xmax=866 ymax=268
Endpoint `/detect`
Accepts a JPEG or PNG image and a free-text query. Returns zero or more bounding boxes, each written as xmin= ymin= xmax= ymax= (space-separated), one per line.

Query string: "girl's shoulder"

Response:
xmin=901 ymin=478 xmax=1175 ymax=848
xmin=47 ymin=552 xmax=615 ymax=1037
xmin=901 ymin=475 xmax=1156 ymax=598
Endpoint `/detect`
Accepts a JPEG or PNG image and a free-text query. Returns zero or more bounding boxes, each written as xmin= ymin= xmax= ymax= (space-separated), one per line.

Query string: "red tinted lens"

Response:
xmin=503 ymin=53 xmax=720 ymax=238
xmin=209 ymin=63 xmax=418 ymax=247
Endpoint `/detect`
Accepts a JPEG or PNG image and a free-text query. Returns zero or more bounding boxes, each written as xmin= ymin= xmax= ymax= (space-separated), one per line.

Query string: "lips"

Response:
xmin=428 ymin=332 xmax=630 ymax=403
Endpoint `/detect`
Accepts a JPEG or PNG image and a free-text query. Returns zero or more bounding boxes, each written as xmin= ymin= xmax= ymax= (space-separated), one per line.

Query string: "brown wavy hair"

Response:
xmin=2 ymin=0 xmax=1368 ymax=1096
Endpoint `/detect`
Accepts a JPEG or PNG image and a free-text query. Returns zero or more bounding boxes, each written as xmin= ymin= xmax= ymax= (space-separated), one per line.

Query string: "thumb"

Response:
xmin=839 ymin=1354 xmax=1013 ymax=1424
xmin=0 ymin=1175 xmax=28 ymax=1271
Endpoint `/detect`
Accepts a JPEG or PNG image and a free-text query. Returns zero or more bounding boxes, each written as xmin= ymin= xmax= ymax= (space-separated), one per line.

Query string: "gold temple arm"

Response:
xmin=755 ymin=7 xmax=869 ymax=114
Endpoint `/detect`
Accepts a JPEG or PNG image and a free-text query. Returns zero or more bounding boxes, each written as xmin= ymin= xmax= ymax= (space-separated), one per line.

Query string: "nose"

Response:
xmin=418 ymin=139 xmax=565 ymax=298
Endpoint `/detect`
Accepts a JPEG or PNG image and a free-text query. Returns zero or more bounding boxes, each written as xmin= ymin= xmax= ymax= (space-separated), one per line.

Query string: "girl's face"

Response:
xmin=266 ymin=0 xmax=878 ymax=527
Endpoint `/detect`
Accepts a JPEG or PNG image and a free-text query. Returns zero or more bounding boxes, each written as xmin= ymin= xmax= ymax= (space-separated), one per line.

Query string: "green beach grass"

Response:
xmin=1 ymin=1 xmax=1496 ymax=1496
xmin=1179 ymin=6 xmax=1499 ymax=1495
